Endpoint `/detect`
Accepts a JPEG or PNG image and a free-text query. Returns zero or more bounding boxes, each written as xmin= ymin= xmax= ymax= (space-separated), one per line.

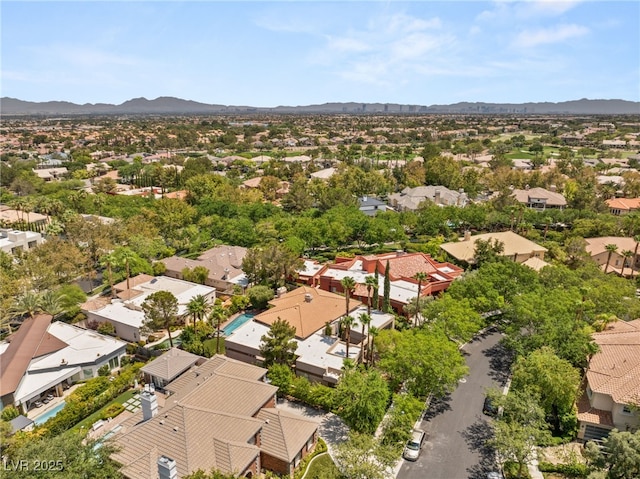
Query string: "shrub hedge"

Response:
xmin=39 ymin=362 xmax=143 ymax=437
xmin=537 ymin=461 xmax=589 ymax=478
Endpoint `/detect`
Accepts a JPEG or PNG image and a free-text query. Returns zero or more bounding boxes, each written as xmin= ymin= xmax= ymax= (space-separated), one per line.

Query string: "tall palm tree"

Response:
xmin=340 ymin=314 xmax=355 ymax=360
xmin=368 ymin=326 xmax=379 ymax=367
xmin=604 ymin=244 xmax=618 ymax=274
xmin=621 ymin=250 xmax=634 ymax=277
xmin=12 ymin=292 xmax=42 ymax=320
xmin=632 ymin=234 xmax=640 ymax=276
xmin=340 ymin=276 xmax=356 ymax=317
xmin=116 ymin=247 xmax=137 ymax=291
xmin=101 ymin=252 xmax=119 ymax=299
xmin=186 ymin=294 xmax=210 ymax=338
xmin=413 ymin=272 xmax=428 ymax=327
xmin=365 ymin=276 xmax=378 ymax=315
xmin=39 ymin=290 xmax=66 ymax=319
xmin=358 ymin=313 xmax=371 ymax=364
xmin=209 ymin=306 xmax=227 ymax=355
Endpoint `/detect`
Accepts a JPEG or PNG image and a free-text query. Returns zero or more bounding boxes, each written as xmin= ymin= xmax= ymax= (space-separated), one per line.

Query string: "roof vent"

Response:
xmin=304 ymin=293 xmax=313 ymax=302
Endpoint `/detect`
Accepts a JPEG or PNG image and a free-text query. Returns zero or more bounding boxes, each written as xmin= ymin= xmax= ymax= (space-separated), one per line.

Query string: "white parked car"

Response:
xmin=403 ymin=430 xmax=426 ymax=461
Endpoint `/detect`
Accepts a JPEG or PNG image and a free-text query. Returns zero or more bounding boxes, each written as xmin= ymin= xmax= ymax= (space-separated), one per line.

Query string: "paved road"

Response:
xmin=398 ymin=329 xmax=512 ymax=479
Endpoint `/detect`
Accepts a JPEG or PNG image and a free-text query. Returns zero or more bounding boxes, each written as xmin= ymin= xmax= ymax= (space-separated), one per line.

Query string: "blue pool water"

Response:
xmin=34 ymin=401 xmax=66 ymax=425
xmin=223 ymin=313 xmax=255 ymax=335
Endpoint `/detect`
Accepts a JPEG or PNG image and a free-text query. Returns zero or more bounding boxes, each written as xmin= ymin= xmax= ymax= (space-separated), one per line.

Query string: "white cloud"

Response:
xmin=385 ymin=13 xmax=442 ymax=34
xmin=514 ymin=23 xmax=589 ymax=47
xmin=311 ymin=11 xmax=452 ymax=86
xmin=477 ymin=0 xmax=585 ymax=22
xmin=522 ymin=0 xmax=584 ymax=18
xmin=326 ymin=36 xmax=371 ymax=54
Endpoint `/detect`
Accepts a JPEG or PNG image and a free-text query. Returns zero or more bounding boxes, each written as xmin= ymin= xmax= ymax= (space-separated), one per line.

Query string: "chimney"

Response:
xmin=157 ymin=456 xmax=177 ymax=479
xmin=463 ymin=231 xmax=472 ymax=241
xmin=141 ymin=390 xmax=158 ymax=421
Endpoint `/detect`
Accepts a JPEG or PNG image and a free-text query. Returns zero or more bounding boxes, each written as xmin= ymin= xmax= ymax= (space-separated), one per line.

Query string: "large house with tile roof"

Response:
xmin=388 ymin=185 xmax=469 ymax=211
xmin=577 ymin=319 xmax=640 ymax=442
xmin=225 ymin=286 xmax=395 ymax=384
xmin=585 ymin=236 xmax=639 ymax=277
xmin=303 ymin=251 xmax=463 ymax=314
xmin=607 ymin=197 xmax=640 ymax=215
xmin=82 ymin=275 xmax=215 ymax=343
xmin=161 ymin=245 xmax=248 ymax=294
xmin=440 ymin=231 xmax=548 ymax=266
xmin=0 ymin=314 xmax=126 ymax=413
xmin=511 ymin=186 xmax=567 ymax=210
xmin=111 ymin=355 xmax=318 ymax=478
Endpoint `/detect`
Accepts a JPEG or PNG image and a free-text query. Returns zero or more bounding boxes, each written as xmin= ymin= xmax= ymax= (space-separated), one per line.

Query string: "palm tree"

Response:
xmin=592 ymin=314 xmax=618 ymax=332
xmin=186 ymin=294 xmax=210 ymax=338
xmin=413 ymin=272 xmax=428 ymax=327
xmin=365 ymin=276 xmax=378 ymax=315
xmin=358 ymin=312 xmax=371 ymax=364
xmin=620 ymin=250 xmax=633 ymax=277
xmin=39 ymin=290 xmax=66 ymax=319
xmin=209 ymin=306 xmax=227 ymax=355
xmin=604 ymin=244 xmax=618 ymax=274
xmin=101 ymin=252 xmax=119 ymax=298
xmin=116 ymin=247 xmax=137 ymax=291
xmin=12 ymin=291 xmax=42 ymax=320
xmin=368 ymin=326 xmax=379 ymax=367
xmin=340 ymin=276 xmax=356 ymax=317
xmin=632 ymin=234 xmax=640 ymax=276
xmin=543 ymin=215 xmax=553 ymax=240
xmin=340 ymin=314 xmax=355 ymax=360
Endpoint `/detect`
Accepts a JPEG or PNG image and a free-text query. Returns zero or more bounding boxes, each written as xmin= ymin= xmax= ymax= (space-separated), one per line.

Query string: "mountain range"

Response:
xmin=1 ymin=96 xmax=639 ymax=115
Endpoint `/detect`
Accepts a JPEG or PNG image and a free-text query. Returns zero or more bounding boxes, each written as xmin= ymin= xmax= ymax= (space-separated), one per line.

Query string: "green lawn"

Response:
xmin=304 ymin=453 xmax=343 ymax=479
xmin=71 ymin=388 xmax=139 ymax=433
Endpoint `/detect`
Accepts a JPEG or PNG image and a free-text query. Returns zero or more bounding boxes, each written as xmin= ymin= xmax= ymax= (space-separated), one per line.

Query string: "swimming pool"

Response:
xmin=34 ymin=401 xmax=66 ymax=425
xmin=223 ymin=313 xmax=255 ymax=336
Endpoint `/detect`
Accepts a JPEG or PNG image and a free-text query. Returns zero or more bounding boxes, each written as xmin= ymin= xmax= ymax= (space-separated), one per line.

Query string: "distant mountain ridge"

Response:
xmin=1 ymin=96 xmax=639 ymax=115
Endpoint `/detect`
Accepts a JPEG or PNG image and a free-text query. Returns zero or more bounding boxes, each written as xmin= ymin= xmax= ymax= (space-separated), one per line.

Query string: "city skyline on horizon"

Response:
xmin=2 ymin=1 xmax=639 ymax=107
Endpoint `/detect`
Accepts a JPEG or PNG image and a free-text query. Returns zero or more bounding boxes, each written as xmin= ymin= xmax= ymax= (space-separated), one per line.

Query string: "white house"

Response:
xmin=0 ymin=228 xmax=44 ymax=254
xmin=82 ymin=275 xmax=215 ymax=343
xmin=225 ymin=287 xmax=394 ymax=385
xmin=0 ymin=314 xmax=126 ymax=413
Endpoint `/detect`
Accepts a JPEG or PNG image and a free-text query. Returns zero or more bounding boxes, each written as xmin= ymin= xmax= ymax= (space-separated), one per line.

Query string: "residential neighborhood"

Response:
xmin=1 ymin=111 xmax=640 ymax=479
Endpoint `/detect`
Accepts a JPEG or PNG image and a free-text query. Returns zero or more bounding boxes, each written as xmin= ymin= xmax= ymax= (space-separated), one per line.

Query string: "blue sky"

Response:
xmin=2 ymin=1 xmax=638 ymax=106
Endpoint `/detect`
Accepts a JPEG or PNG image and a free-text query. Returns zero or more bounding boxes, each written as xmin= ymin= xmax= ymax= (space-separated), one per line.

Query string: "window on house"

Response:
xmin=83 ymin=368 xmax=93 ymax=379
xmin=306 ymin=436 xmax=314 ymax=450
xmin=586 ymin=386 xmax=593 ymax=399
xmin=622 ymin=405 xmax=633 ymax=415
xmin=294 ymin=453 xmax=301 ymax=468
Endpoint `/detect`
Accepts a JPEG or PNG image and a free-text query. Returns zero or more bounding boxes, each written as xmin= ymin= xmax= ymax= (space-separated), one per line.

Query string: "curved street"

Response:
xmin=397 ymin=328 xmax=512 ymax=479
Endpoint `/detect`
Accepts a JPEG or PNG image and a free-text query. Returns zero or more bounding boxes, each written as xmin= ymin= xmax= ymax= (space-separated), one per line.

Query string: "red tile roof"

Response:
xmin=586 ymin=319 xmax=640 ymax=404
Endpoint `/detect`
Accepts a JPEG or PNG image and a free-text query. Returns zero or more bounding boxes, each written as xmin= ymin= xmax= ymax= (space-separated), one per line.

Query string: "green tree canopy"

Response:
xmin=334 ymin=366 xmax=390 ymax=434
xmin=142 ymin=290 xmax=179 ymax=347
xmin=259 ymin=317 xmax=298 ymax=367
xmin=378 ymin=328 xmax=468 ymax=398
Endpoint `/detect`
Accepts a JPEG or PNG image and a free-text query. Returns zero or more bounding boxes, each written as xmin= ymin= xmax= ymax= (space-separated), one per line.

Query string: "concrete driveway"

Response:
xmin=276 ymin=397 xmax=349 ymax=457
xmin=397 ymin=329 xmax=512 ymax=479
